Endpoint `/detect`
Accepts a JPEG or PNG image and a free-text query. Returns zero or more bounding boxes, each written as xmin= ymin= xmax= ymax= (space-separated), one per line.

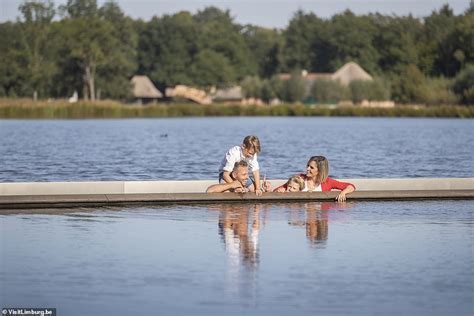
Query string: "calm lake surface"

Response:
xmin=0 ymin=117 xmax=473 ymax=181
xmin=1 ymin=201 xmax=473 ymax=315
xmin=1 ymin=117 xmax=473 ymax=314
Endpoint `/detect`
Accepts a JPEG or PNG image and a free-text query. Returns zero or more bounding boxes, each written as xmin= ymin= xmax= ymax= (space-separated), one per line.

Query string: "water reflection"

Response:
xmin=286 ymin=202 xmax=353 ymax=245
xmin=213 ymin=204 xmax=262 ymax=304
xmin=207 ymin=201 xmax=353 ymax=304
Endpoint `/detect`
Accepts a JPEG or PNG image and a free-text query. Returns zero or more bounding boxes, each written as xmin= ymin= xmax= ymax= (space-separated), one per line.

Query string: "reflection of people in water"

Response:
xmin=217 ymin=204 xmax=260 ymax=267
xmin=213 ymin=203 xmax=262 ymax=302
xmin=287 ymin=202 xmax=353 ymax=245
xmin=306 ymin=203 xmax=329 ymax=244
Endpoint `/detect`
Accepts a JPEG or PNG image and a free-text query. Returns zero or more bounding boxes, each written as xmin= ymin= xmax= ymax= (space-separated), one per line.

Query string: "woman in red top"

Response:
xmin=274 ymin=156 xmax=355 ymax=202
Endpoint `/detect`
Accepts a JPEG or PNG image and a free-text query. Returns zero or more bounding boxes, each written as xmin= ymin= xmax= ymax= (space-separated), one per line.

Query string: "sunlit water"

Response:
xmin=0 ymin=117 xmax=473 ymax=181
xmin=1 ymin=201 xmax=473 ymax=315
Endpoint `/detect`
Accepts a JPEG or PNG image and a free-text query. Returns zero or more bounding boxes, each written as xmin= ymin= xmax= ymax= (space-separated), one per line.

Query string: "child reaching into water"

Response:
xmin=219 ymin=135 xmax=263 ymax=196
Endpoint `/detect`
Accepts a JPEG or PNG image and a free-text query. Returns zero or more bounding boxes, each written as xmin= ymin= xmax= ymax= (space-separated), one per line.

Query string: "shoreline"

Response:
xmin=0 ymin=99 xmax=473 ymax=119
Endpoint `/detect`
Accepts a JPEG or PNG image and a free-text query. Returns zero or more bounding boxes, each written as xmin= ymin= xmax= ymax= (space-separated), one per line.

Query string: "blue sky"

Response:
xmin=0 ymin=0 xmax=470 ymax=28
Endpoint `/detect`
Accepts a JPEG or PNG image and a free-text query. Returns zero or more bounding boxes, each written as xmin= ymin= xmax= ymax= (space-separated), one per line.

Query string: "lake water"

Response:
xmin=0 ymin=117 xmax=473 ymax=182
xmin=1 ymin=117 xmax=473 ymax=314
xmin=1 ymin=201 xmax=473 ymax=315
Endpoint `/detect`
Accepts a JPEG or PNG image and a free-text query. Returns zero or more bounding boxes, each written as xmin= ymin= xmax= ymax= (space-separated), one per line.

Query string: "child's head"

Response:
xmin=242 ymin=135 xmax=260 ymax=158
xmin=306 ymin=156 xmax=329 ymax=184
xmin=286 ymin=175 xmax=305 ymax=192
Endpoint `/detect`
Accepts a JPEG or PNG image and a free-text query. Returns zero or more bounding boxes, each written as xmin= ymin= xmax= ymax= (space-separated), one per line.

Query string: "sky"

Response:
xmin=0 ymin=0 xmax=470 ymax=28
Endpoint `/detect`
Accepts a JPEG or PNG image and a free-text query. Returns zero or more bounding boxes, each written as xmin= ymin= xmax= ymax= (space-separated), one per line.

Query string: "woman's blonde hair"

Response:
xmin=287 ymin=175 xmax=305 ymax=191
xmin=307 ymin=156 xmax=329 ymax=184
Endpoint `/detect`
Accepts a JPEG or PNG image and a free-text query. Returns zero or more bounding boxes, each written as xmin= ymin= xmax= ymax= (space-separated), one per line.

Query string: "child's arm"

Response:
xmin=253 ymin=170 xmax=262 ymax=196
xmin=222 ymin=171 xmax=234 ymax=183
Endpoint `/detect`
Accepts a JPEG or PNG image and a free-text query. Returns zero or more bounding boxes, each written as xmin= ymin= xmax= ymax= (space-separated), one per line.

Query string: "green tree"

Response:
xmin=59 ymin=0 xmax=122 ymax=100
xmin=421 ymin=5 xmax=458 ymax=76
xmin=452 ymin=64 xmax=474 ymax=104
xmin=18 ymin=0 xmax=56 ymax=100
xmin=372 ymin=14 xmax=423 ymax=75
xmin=310 ymin=79 xmax=349 ymax=103
xmin=281 ymin=71 xmax=306 ymax=102
xmin=138 ymin=12 xmax=200 ymax=90
xmin=281 ymin=10 xmax=327 ymax=72
xmin=327 ymin=10 xmax=380 ymax=74
xmin=195 ymin=7 xmax=257 ymax=80
xmin=60 ymin=0 xmax=98 ymax=18
xmin=391 ymin=64 xmax=427 ymax=103
xmin=96 ymin=1 xmax=137 ymax=99
xmin=349 ymin=79 xmax=390 ymax=103
xmin=448 ymin=11 xmax=474 ymax=74
xmin=241 ymin=76 xmax=263 ymax=98
xmin=0 ymin=22 xmax=29 ymax=96
xmin=189 ymin=49 xmax=236 ymax=87
xmin=243 ymin=25 xmax=282 ymax=78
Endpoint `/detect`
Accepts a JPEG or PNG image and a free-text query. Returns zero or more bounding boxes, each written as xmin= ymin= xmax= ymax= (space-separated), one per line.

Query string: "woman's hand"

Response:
xmin=275 ymin=187 xmax=286 ymax=193
xmin=336 ymin=185 xmax=354 ymax=202
xmin=336 ymin=192 xmax=347 ymax=202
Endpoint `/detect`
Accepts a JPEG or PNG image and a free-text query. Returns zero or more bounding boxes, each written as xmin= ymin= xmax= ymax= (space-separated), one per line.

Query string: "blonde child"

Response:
xmin=219 ymin=135 xmax=263 ymax=196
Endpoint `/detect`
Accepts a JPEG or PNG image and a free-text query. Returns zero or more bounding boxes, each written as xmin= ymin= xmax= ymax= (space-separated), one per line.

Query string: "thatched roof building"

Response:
xmin=278 ymin=62 xmax=373 ymax=86
xmin=331 ymin=62 xmax=373 ymax=86
xmin=131 ymin=75 xmax=162 ymax=103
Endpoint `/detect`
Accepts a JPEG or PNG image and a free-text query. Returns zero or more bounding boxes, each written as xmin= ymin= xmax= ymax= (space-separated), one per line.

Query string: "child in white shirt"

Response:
xmin=219 ymin=135 xmax=263 ymax=196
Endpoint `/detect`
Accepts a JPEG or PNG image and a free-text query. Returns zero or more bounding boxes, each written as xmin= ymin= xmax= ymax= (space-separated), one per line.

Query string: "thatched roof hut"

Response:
xmin=331 ymin=62 xmax=373 ymax=86
xmin=131 ymin=75 xmax=163 ymax=102
xmin=278 ymin=62 xmax=373 ymax=86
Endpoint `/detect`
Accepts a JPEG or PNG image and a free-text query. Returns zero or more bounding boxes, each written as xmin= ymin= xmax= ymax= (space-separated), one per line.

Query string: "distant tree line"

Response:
xmin=0 ymin=0 xmax=473 ymax=105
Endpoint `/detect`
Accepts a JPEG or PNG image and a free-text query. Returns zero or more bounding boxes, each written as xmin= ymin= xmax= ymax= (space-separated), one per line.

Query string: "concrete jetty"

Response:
xmin=0 ymin=178 xmax=473 ymax=210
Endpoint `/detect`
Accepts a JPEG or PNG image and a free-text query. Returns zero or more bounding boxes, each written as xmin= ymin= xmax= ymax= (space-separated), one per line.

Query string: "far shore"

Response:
xmin=0 ymin=98 xmax=472 ymax=119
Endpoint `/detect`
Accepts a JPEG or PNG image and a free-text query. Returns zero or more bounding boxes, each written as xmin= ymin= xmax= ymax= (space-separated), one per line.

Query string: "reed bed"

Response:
xmin=0 ymin=99 xmax=472 ymax=119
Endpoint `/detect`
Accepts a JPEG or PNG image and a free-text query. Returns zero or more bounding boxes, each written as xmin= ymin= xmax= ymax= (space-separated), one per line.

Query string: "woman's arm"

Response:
xmin=335 ymin=185 xmax=355 ymax=202
xmin=326 ymin=178 xmax=356 ymax=202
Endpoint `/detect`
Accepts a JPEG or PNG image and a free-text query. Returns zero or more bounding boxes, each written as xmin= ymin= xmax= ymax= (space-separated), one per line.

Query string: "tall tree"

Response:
xmin=0 ymin=22 xmax=29 ymax=96
xmin=59 ymin=0 xmax=118 ymax=100
xmin=18 ymin=0 xmax=56 ymax=100
xmin=421 ymin=5 xmax=458 ymax=76
xmin=243 ymin=25 xmax=282 ymax=78
xmin=372 ymin=14 xmax=423 ymax=74
xmin=195 ymin=7 xmax=257 ymax=81
xmin=281 ymin=10 xmax=326 ymax=72
xmin=97 ymin=1 xmax=137 ymax=99
xmin=327 ymin=10 xmax=380 ymax=74
xmin=137 ymin=12 xmax=200 ymax=90
xmin=448 ymin=10 xmax=474 ymax=73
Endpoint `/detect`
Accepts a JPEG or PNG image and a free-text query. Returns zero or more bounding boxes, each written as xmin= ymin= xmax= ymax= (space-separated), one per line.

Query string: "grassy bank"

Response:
xmin=0 ymin=99 xmax=473 ymax=119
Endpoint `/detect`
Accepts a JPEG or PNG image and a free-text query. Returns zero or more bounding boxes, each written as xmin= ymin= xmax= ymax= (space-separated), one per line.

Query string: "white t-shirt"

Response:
xmin=302 ymin=181 xmax=322 ymax=192
xmin=219 ymin=145 xmax=259 ymax=173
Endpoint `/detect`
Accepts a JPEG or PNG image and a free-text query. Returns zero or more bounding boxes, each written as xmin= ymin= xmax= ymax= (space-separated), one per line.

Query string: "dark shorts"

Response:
xmin=219 ymin=171 xmax=254 ymax=188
